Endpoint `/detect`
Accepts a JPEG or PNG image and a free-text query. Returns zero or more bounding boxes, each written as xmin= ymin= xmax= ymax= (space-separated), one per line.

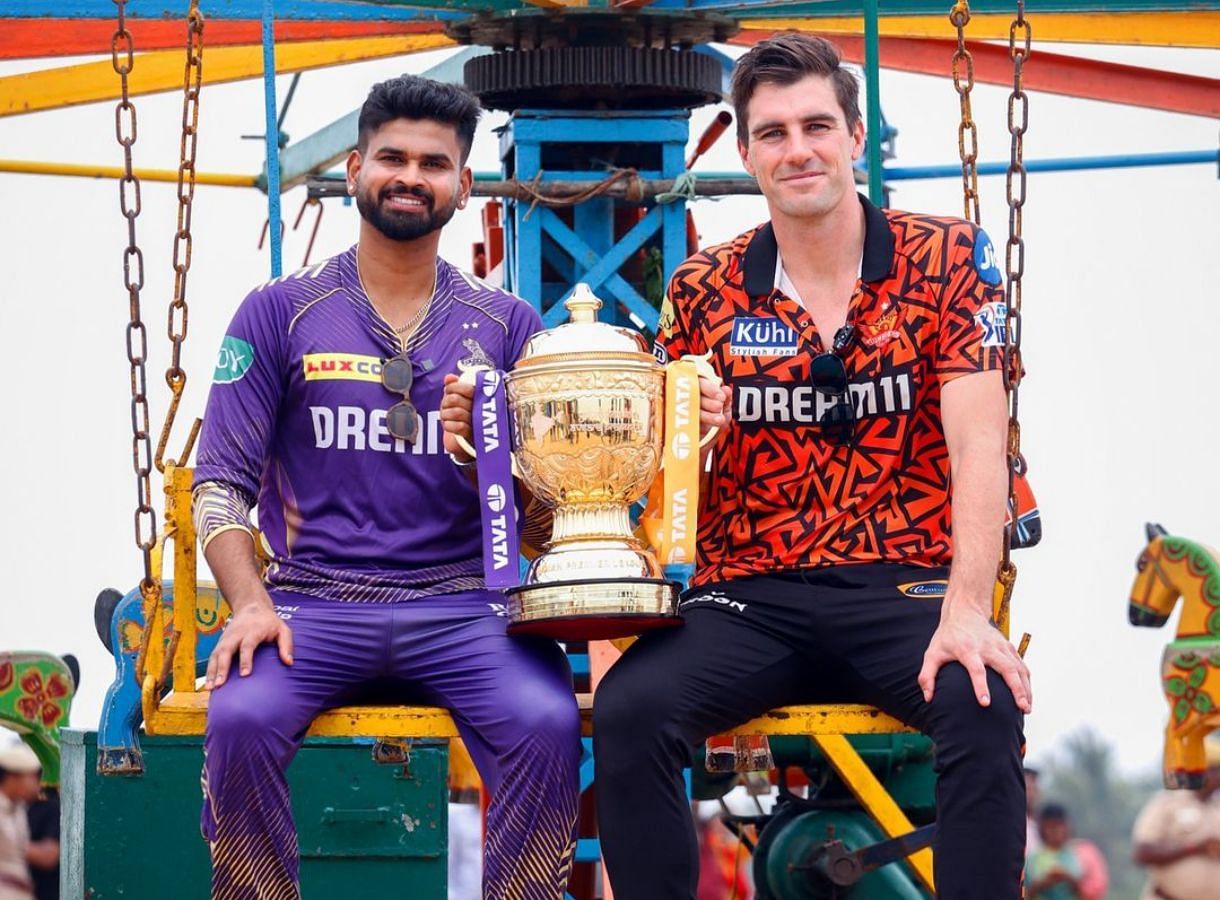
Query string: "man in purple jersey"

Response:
xmin=192 ymin=76 xmax=580 ymax=900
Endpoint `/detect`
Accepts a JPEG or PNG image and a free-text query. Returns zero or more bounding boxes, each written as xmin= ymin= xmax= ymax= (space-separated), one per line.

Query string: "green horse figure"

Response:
xmin=1129 ymin=523 xmax=1220 ymax=788
xmin=0 ymin=652 xmax=77 ymax=786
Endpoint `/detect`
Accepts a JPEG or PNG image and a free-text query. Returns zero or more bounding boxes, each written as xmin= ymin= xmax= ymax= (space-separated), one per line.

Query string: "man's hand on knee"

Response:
xmin=205 ymin=602 xmax=294 ymax=689
xmin=917 ymin=607 xmax=1031 ymax=713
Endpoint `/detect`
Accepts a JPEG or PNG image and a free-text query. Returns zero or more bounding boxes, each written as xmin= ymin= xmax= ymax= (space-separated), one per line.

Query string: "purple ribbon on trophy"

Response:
xmin=472 ymin=368 xmax=521 ymax=589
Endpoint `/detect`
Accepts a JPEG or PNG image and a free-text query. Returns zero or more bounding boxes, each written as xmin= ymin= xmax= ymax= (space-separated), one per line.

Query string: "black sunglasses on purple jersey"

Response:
xmin=381 ymin=352 xmax=420 ymax=444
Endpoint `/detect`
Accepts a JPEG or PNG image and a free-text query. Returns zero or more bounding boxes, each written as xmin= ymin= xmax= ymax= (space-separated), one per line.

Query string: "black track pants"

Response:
xmin=593 ymin=564 xmax=1026 ymax=899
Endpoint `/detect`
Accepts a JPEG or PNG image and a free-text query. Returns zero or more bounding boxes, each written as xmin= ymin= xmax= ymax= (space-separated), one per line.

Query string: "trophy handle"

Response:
xmin=453 ymin=367 xmax=523 ymax=479
xmin=452 ymin=366 xmax=487 ymax=459
xmin=678 ymin=352 xmax=723 ymax=449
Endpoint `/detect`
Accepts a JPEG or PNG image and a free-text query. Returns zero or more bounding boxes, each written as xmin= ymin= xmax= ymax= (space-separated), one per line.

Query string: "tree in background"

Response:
xmin=1040 ymin=728 xmax=1162 ymax=900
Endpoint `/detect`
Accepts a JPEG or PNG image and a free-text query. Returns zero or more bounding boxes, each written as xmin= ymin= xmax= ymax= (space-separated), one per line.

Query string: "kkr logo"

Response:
xmin=302 ymin=353 xmax=384 ymax=383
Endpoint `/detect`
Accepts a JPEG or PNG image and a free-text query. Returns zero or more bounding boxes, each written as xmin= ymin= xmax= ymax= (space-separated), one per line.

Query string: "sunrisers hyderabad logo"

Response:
xmin=656 ymin=295 xmax=676 ymax=337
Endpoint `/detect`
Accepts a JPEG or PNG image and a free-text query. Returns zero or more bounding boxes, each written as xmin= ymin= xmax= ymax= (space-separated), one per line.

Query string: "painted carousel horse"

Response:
xmin=1129 ymin=523 xmax=1220 ymax=788
xmin=95 ymin=581 xmax=229 ymax=773
xmin=0 ymin=651 xmax=78 ymax=786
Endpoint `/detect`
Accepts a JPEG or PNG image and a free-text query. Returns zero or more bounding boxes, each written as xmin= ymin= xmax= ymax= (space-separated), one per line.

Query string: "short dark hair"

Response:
xmin=1038 ymin=802 xmax=1069 ymax=822
xmin=357 ymin=75 xmax=482 ymax=163
xmin=731 ymin=33 xmax=861 ymax=143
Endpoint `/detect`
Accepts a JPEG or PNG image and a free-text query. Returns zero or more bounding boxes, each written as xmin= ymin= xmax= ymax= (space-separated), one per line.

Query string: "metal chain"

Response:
xmin=111 ymin=0 xmax=162 ymax=676
xmin=950 ymin=0 xmax=981 ymax=225
xmin=999 ymin=0 xmax=1031 ymax=598
xmin=156 ymin=0 xmax=205 ymax=471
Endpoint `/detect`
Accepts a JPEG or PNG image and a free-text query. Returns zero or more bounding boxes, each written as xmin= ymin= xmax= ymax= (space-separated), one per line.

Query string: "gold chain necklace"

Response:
xmin=355 ymin=250 xmax=437 ymax=341
xmin=393 ymin=287 xmax=434 ymax=336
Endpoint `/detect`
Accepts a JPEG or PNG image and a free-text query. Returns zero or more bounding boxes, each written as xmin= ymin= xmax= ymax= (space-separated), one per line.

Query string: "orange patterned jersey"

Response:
xmin=656 ymin=194 xmax=1007 ymax=588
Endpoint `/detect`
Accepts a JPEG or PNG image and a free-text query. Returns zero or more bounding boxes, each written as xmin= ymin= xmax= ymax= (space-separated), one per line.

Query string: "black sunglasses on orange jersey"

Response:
xmin=809 ymin=323 xmax=856 ymax=446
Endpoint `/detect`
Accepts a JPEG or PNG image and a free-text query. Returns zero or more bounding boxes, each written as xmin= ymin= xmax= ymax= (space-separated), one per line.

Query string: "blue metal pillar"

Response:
xmin=261 ymin=0 xmax=283 ymax=278
xmin=499 ymin=109 xmax=691 ymax=330
xmin=863 ymin=0 xmax=886 ymax=206
xmin=497 ymin=109 xmax=698 ymax=895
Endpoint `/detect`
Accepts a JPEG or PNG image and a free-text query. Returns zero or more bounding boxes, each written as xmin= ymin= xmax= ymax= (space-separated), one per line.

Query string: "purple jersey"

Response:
xmin=194 ymin=247 xmax=542 ymax=602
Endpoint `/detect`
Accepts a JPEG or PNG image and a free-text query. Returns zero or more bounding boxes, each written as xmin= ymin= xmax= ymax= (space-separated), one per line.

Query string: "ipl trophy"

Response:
xmin=462 ymin=283 xmax=717 ymax=640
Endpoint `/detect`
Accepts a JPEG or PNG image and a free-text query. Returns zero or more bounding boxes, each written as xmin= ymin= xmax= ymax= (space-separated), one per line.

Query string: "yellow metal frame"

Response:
xmin=0 ymin=159 xmax=256 ymax=187
xmin=741 ymin=11 xmax=1220 ymax=49
xmin=812 ymin=734 xmax=936 ymax=892
xmin=0 ymin=33 xmax=454 ymax=118
xmin=3 ymin=12 xmax=1214 ymax=119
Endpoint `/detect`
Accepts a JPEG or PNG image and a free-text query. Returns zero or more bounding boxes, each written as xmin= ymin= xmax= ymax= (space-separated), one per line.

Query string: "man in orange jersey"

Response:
xmin=595 ymin=33 xmax=1029 ymax=899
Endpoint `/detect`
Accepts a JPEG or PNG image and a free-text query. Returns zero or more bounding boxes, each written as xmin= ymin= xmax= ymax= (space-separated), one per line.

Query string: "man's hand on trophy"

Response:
xmin=699 ymin=378 xmax=732 ymax=439
xmin=440 ymin=373 xmax=477 ymax=465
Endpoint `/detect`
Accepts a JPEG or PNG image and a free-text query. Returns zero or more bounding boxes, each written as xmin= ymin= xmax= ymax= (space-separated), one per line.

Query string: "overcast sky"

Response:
xmin=1 ymin=40 xmax=1217 ymax=775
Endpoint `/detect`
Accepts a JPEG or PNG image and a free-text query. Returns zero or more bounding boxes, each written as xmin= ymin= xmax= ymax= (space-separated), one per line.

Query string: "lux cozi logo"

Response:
xmin=302 ymin=353 xmax=384 ymax=383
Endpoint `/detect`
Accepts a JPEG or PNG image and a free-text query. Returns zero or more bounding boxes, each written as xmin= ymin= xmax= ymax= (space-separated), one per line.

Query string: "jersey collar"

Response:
xmin=339 ymin=246 xmax=458 ymax=356
xmin=742 ymin=192 xmax=895 ymax=297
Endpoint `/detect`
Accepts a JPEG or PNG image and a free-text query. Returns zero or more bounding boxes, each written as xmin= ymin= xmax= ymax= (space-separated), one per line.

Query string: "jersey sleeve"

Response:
xmin=935 ymin=223 xmax=1008 ymax=384
xmin=653 ymin=254 xmax=707 ymax=364
xmin=193 ymin=285 xmax=289 ymax=498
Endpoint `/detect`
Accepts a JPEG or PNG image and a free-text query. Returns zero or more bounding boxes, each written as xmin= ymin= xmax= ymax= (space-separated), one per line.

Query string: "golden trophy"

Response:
xmin=460 ymin=282 xmax=717 ymax=639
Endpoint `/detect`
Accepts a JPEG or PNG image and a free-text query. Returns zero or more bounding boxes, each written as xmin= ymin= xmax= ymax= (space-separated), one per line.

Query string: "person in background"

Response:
xmin=695 ymin=804 xmax=752 ymax=900
xmin=23 ymin=786 xmax=58 ymax=900
xmin=1027 ymin=766 xmax=1043 ymax=853
xmin=0 ymin=743 xmax=42 ymax=900
xmin=1026 ymin=803 xmax=1109 ymax=899
xmin=1133 ymin=738 xmax=1220 ymax=900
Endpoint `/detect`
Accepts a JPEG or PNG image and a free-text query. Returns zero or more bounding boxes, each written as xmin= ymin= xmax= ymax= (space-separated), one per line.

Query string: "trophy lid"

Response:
xmin=515 ymin=283 xmax=653 ymax=365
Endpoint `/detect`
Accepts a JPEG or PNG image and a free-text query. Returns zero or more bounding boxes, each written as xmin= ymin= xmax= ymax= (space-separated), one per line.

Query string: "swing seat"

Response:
xmin=143 ymin=685 xmax=911 ymax=740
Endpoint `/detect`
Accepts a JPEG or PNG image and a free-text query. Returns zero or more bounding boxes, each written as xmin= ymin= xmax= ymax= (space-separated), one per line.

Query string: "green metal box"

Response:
xmin=60 ymin=730 xmax=447 ymax=899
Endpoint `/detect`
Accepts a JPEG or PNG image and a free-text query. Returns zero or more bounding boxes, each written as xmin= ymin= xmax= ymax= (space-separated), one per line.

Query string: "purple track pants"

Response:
xmin=200 ymin=589 xmax=581 ymax=900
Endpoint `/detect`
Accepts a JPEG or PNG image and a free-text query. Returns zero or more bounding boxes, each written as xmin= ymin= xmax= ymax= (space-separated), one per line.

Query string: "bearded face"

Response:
xmin=355 ymin=180 xmax=459 ymax=242
xmin=349 ymin=118 xmax=470 ymax=243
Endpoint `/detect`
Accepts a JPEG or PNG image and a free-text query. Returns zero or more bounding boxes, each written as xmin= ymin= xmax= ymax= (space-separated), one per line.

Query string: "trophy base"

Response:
xmin=505 ymin=578 xmax=682 ymax=641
